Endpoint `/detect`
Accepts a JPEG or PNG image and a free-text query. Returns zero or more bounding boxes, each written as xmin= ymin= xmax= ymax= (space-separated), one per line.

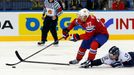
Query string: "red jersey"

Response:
xmin=67 ymin=15 xmax=109 ymax=40
xmin=112 ymin=1 xmax=125 ymax=10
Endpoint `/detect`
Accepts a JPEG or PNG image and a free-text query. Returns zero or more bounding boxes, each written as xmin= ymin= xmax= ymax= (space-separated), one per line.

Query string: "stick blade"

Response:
xmin=6 ymin=63 xmax=13 ymax=66
xmin=5 ymin=51 xmax=23 ymax=66
xmin=15 ymin=51 xmax=24 ymax=61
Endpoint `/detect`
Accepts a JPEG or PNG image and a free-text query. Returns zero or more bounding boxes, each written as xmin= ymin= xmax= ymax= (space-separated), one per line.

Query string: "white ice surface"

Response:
xmin=0 ymin=40 xmax=134 ymax=75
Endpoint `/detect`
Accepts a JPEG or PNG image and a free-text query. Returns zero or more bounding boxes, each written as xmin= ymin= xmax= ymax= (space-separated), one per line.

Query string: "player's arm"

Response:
xmin=111 ymin=60 xmax=134 ymax=68
xmin=110 ymin=61 xmax=123 ymax=68
xmin=70 ymin=25 xmax=95 ymax=41
xmin=88 ymin=55 xmax=112 ymax=68
xmin=90 ymin=59 xmax=103 ymax=67
xmin=69 ymin=19 xmax=95 ymax=41
xmin=63 ymin=19 xmax=77 ymax=32
xmin=62 ymin=19 xmax=77 ymax=39
xmin=96 ymin=18 xmax=108 ymax=35
xmin=89 ymin=55 xmax=108 ymax=67
xmin=67 ymin=19 xmax=79 ymax=30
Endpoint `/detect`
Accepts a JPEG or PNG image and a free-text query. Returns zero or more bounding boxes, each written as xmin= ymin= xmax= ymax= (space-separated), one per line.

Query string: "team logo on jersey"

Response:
xmin=86 ymin=25 xmax=95 ymax=32
xmin=48 ymin=10 xmax=52 ymax=14
xmin=46 ymin=8 xmax=55 ymax=16
xmin=85 ymin=22 xmax=95 ymax=32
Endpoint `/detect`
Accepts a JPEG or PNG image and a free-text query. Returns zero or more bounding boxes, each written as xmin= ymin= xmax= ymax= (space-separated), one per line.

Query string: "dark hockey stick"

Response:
xmin=6 ymin=37 xmax=64 ymax=67
xmin=8 ymin=51 xmax=69 ymax=66
xmin=23 ymin=61 xmax=70 ymax=66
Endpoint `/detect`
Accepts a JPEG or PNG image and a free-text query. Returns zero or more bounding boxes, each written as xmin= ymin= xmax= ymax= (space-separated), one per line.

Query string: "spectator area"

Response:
xmin=0 ymin=0 xmax=134 ymax=11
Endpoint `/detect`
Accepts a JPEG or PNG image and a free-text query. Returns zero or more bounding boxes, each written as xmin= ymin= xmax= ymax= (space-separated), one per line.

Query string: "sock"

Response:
xmin=76 ymin=47 xmax=86 ymax=61
xmin=88 ymin=41 xmax=99 ymax=60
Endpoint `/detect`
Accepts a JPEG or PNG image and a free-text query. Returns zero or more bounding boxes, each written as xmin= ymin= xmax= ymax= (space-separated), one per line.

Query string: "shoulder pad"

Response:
xmin=90 ymin=15 xmax=96 ymax=19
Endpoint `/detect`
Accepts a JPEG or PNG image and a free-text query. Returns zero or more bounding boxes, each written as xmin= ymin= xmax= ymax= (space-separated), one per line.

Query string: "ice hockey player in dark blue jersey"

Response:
xmin=81 ymin=46 xmax=134 ymax=68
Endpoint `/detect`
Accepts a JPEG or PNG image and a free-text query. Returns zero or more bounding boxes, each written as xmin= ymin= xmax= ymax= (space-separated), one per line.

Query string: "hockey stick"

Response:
xmin=6 ymin=37 xmax=64 ymax=67
xmin=23 ymin=61 xmax=70 ymax=66
xmin=9 ymin=51 xmax=69 ymax=66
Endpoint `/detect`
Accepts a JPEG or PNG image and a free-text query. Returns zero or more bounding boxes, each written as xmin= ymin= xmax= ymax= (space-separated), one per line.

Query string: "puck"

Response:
xmin=12 ymin=66 xmax=16 ymax=68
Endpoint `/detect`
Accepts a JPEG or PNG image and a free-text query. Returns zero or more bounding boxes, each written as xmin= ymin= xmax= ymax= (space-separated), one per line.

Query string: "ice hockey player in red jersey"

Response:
xmin=62 ymin=8 xmax=109 ymax=68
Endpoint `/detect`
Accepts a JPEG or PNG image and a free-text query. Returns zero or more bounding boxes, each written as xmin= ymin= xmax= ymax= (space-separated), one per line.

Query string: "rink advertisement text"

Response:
xmin=0 ymin=13 xmax=18 ymax=36
xmin=0 ymin=11 xmax=134 ymax=41
xmin=19 ymin=12 xmax=134 ymax=35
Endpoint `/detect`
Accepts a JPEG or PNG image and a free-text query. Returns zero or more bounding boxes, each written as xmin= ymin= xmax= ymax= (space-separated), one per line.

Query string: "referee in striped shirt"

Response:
xmin=38 ymin=0 xmax=63 ymax=45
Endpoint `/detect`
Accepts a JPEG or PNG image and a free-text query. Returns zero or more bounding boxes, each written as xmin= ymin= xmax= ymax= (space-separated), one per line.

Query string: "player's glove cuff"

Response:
xmin=62 ymin=28 xmax=70 ymax=39
xmin=111 ymin=61 xmax=123 ymax=68
xmin=43 ymin=14 xmax=45 ymax=16
xmin=70 ymin=34 xmax=80 ymax=42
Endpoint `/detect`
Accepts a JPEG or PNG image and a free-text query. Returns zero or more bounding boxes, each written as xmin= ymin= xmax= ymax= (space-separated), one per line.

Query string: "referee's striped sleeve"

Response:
xmin=54 ymin=1 xmax=63 ymax=16
xmin=42 ymin=1 xmax=47 ymax=16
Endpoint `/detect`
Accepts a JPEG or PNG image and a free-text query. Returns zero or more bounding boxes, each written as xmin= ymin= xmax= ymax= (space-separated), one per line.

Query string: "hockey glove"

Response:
xmin=111 ymin=61 xmax=123 ymax=68
xmin=62 ymin=28 xmax=69 ymax=39
xmin=42 ymin=14 xmax=45 ymax=20
xmin=70 ymin=34 xmax=80 ymax=42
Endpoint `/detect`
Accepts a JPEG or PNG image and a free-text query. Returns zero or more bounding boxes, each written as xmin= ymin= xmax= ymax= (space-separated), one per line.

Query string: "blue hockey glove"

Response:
xmin=111 ymin=61 xmax=123 ymax=68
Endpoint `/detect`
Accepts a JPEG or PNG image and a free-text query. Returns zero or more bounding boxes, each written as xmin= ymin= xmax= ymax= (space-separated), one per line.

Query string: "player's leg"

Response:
xmin=129 ymin=52 xmax=134 ymax=66
xmin=81 ymin=40 xmax=99 ymax=67
xmin=69 ymin=47 xmax=87 ymax=64
xmin=88 ymin=40 xmax=99 ymax=61
xmin=81 ymin=34 xmax=108 ymax=68
xmin=50 ymin=20 xmax=58 ymax=45
xmin=129 ymin=52 xmax=134 ymax=61
xmin=88 ymin=34 xmax=109 ymax=60
xmin=69 ymin=39 xmax=93 ymax=64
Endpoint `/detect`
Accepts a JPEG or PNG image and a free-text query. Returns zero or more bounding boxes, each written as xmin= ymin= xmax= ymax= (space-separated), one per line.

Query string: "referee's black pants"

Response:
xmin=41 ymin=16 xmax=58 ymax=42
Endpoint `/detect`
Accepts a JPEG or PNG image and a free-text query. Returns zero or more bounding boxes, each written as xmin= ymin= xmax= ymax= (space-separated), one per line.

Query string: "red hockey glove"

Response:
xmin=70 ymin=34 xmax=80 ymax=42
xmin=62 ymin=28 xmax=69 ymax=39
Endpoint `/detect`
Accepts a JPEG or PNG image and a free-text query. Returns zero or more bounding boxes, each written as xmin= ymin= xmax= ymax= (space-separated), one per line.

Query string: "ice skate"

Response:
xmin=69 ymin=59 xmax=79 ymax=64
xmin=53 ymin=41 xmax=59 ymax=46
xmin=37 ymin=41 xmax=45 ymax=46
xmin=80 ymin=60 xmax=91 ymax=68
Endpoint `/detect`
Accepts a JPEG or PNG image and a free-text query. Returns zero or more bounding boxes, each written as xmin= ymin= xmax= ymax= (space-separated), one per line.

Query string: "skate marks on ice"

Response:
xmin=0 ymin=41 xmax=134 ymax=75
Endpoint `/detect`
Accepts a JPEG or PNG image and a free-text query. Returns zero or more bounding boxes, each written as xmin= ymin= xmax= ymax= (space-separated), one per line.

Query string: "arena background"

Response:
xmin=1 ymin=1 xmax=134 ymax=75
xmin=0 ymin=11 xmax=134 ymax=41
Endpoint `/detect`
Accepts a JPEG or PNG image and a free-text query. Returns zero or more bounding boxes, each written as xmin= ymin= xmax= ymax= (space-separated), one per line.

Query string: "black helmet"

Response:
xmin=109 ymin=46 xmax=119 ymax=56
